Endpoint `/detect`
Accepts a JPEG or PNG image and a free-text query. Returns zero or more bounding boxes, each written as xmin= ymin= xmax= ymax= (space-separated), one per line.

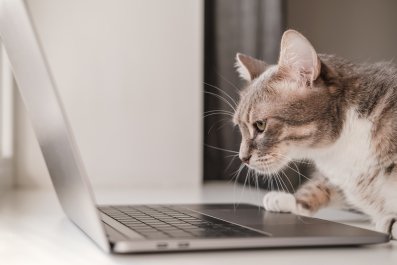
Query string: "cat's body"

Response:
xmin=234 ymin=30 xmax=397 ymax=238
xmin=293 ymin=55 xmax=397 ymax=218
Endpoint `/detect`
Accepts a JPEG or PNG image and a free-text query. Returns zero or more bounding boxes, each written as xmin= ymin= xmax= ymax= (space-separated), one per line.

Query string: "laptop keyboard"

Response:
xmin=99 ymin=205 xmax=267 ymax=239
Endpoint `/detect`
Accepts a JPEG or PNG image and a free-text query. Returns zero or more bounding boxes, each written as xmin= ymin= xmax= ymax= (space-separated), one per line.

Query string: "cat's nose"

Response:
xmin=240 ymin=155 xmax=251 ymax=164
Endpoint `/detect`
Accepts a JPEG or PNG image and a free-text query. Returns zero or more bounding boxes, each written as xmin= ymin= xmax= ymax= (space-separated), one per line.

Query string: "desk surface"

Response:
xmin=1 ymin=182 xmax=396 ymax=265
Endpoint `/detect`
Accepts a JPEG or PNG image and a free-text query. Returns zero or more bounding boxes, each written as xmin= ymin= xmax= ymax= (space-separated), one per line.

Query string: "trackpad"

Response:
xmin=200 ymin=207 xmax=311 ymax=226
xmin=195 ymin=205 xmax=362 ymax=237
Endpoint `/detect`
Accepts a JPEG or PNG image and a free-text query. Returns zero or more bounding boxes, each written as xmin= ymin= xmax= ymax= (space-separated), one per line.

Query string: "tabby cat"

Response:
xmin=234 ymin=29 xmax=397 ymax=238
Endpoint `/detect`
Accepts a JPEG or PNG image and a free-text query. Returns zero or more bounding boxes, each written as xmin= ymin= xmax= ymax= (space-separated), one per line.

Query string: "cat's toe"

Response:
xmin=263 ymin=191 xmax=297 ymax=213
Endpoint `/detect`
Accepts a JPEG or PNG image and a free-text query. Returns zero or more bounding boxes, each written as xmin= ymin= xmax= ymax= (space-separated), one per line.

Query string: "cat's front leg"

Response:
xmin=263 ymin=171 xmax=341 ymax=216
xmin=375 ymin=217 xmax=397 ymax=239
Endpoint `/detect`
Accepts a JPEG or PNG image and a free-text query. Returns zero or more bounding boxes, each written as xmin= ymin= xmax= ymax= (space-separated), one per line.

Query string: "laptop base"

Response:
xmin=99 ymin=203 xmax=389 ymax=253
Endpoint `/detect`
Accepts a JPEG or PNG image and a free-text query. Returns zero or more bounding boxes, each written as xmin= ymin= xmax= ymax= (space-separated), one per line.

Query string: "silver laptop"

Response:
xmin=0 ymin=0 xmax=389 ymax=253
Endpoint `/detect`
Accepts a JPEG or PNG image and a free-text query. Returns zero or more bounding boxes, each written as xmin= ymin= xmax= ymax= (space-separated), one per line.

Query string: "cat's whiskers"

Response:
xmin=225 ymin=154 xmax=240 ymax=172
xmin=254 ymin=170 xmax=259 ymax=192
xmin=265 ymin=164 xmax=279 ymax=191
xmin=215 ymin=72 xmax=241 ymax=94
xmin=207 ymin=117 xmax=232 ymax=135
xmin=230 ymin=163 xmax=245 ymax=205
xmin=204 ymin=82 xmax=238 ymax=107
xmin=274 ymin=174 xmax=281 ymax=191
xmin=204 ymin=91 xmax=236 ymax=112
xmin=247 ymin=169 xmax=253 ymax=194
xmin=277 ymin=172 xmax=288 ymax=192
xmin=272 ymin=171 xmax=280 ymax=191
xmin=226 ymin=153 xmax=240 ymax=158
xmin=265 ymin=165 xmax=275 ymax=191
xmin=275 ymin=173 xmax=285 ymax=192
xmin=281 ymin=169 xmax=296 ymax=193
xmin=203 ymin=83 xmax=238 ymax=137
xmin=253 ymin=171 xmax=263 ymax=210
xmin=203 ymin=111 xmax=234 ymax=118
xmin=284 ymin=162 xmax=311 ymax=182
xmin=237 ymin=166 xmax=252 ymax=206
xmin=231 ymin=163 xmax=246 ymax=209
xmin=271 ymin=153 xmax=311 ymax=184
xmin=204 ymin=110 xmax=234 ymax=115
xmin=268 ymin=171 xmax=273 ymax=191
xmin=271 ymin=169 xmax=280 ymax=190
xmin=291 ymin=161 xmax=310 ymax=190
xmin=204 ymin=144 xmax=238 ymax=154
xmin=230 ymin=163 xmax=244 ymax=177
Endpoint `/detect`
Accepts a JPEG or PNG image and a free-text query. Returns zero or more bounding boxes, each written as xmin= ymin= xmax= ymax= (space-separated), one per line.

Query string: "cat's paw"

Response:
xmin=263 ymin=191 xmax=313 ymax=216
xmin=375 ymin=217 xmax=397 ymax=240
xmin=263 ymin=191 xmax=297 ymax=213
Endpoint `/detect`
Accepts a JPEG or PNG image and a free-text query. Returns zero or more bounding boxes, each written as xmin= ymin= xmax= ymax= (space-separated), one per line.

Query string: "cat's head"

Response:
xmin=234 ymin=30 xmax=344 ymax=174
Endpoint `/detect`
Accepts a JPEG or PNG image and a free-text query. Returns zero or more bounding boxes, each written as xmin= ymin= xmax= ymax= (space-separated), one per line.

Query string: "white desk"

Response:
xmin=1 ymin=182 xmax=396 ymax=265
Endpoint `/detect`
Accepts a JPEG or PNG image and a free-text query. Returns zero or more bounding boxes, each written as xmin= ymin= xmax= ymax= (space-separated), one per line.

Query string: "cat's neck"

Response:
xmin=300 ymin=108 xmax=377 ymax=183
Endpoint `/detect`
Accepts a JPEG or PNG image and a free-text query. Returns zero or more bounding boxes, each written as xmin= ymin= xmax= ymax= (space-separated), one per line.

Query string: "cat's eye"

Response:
xmin=254 ymin=120 xmax=267 ymax=132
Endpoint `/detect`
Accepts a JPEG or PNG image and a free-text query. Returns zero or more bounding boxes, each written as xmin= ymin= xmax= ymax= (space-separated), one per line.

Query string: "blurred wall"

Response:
xmin=286 ymin=0 xmax=397 ymax=62
xmin=15 ymin=0 xmax=203 ymax=189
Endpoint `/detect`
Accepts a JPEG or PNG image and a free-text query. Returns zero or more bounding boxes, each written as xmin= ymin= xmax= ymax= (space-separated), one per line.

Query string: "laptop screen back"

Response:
xmin=0 ymin=0 xmax=109 ymax=252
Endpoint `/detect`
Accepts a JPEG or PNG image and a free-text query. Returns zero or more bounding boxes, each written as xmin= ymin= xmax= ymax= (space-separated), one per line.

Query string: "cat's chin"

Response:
xmin=250 ymin=162 xmax=288 ymax=175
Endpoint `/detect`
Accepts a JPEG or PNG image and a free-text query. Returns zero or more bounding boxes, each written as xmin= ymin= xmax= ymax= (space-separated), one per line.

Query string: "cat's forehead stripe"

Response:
xmin=246 ymin=103 xmax=253 ymax=124
xmin=253 ymin=65 xmax=278 ymax=87
xmin=251 ymin=66 xmax=278 ymax=101
xmin=236 ymin=65 xmax=278 ymax=124
xmin=238 ymin=95 xmax=250 ymax=124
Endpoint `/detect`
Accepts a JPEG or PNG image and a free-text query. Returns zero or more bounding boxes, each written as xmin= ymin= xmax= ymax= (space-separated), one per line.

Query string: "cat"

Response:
xmin=233 ymin=29 xmax=397 ymax=239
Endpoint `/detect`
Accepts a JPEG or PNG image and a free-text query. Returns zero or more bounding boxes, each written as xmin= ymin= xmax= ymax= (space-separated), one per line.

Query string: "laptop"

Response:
xmin=0 ymin=0 xmax=389 ymax=253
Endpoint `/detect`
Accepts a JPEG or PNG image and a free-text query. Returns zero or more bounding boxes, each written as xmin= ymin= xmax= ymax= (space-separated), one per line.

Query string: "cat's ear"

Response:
xmin=278 ymin=30 xmax=321 ymax=83
xmin=235 ymin=53 xmax=267 ymax=81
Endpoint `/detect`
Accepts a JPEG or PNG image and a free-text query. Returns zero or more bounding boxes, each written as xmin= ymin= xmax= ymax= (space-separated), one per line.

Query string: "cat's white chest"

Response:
xmin=305 ymin=109 xmax=376 ymax=186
